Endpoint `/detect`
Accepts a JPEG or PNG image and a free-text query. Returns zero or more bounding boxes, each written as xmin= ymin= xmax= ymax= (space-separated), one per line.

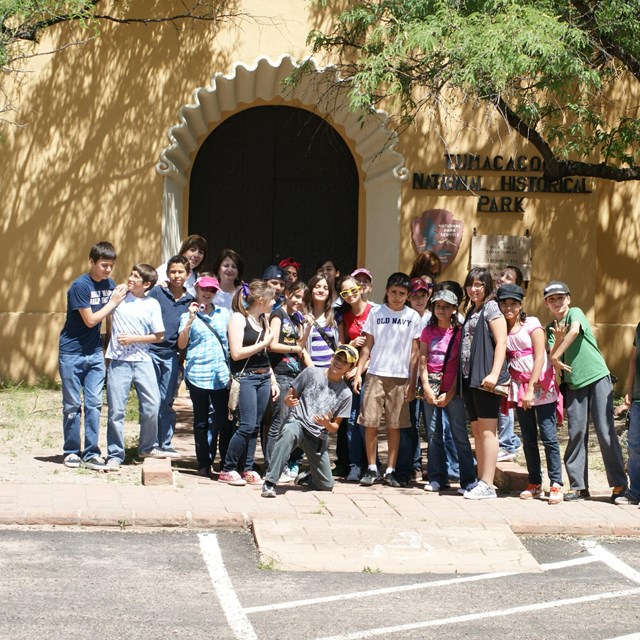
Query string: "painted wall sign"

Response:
xmin=411 ymin=209 xmax=464 ymax=272
xmin=470 ymin=234 xmax=532 ymax=281
xmin=412 ymin=153 xmax=592 ymax=212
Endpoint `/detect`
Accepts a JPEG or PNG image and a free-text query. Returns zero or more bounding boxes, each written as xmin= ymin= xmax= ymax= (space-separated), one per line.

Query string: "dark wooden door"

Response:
xmin=188 ymin=106 xmax=359 ymax=281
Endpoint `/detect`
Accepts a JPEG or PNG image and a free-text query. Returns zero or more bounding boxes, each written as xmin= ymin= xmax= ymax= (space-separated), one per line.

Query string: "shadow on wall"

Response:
xmin=0 ymin=0 xmax=242 ymax=381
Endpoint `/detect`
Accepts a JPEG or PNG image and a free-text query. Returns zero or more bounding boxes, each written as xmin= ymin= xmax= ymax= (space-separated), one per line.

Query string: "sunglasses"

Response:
xmin=339 ymin=286 xmax=361 ymax=299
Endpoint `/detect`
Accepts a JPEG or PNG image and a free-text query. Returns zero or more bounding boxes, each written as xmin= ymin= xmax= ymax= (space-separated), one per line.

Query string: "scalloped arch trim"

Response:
xmin=157 ymin=55 xmax=407 ymax=280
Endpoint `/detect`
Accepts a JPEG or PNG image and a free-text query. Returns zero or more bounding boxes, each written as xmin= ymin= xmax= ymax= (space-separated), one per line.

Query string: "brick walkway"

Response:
xmin=2 ymin=396 xmax=638 ymax=573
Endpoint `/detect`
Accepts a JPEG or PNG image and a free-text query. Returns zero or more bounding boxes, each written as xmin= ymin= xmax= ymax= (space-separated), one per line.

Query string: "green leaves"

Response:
xmin=307 ymin=0 xmax=640 ymax=180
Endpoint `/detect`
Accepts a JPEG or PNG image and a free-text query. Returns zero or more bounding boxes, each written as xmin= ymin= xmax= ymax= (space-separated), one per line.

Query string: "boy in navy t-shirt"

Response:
xmin=58 ymin=242 xmax=126 ymax=470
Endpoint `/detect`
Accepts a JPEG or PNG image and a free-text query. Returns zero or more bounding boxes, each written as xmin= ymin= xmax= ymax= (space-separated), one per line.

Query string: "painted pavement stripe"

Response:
xmin=580 ymin=541 xmax=640 ymax=584
xmin=198 ymin=533 xmax=258 ymax=640
xmin=312 ymin=587 xmax=640 ymax=640
xmin=243 ymin=556 xmax=598 ymax=615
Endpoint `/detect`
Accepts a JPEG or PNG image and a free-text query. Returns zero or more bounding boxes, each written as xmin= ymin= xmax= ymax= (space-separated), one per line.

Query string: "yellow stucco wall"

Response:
xmin=0 ymin=0 xmax=638 ymax=385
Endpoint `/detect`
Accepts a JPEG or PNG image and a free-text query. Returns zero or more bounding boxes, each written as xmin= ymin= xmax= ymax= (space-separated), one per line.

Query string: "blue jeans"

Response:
xmin=265 ymin=373 xmax=295 ymax=469
xmin=626 ymin=402 xmax=640 ymax=501
xmin=106 ymin=360 xmax=160 ymax=463
xmin=419 ymin=400 xmax=460 ymax=481
xmin=223 ymin=372 xmax=271 ymax=473
xmin=423 ymin=396 xmax=475 ymax=488
xmin=498 ymin=408 xmax=522 ymax=453
xmin=516 ymin=402 xmax=563 ymax=485
xmin=59 ymin=351 xmax=105 ymax=461
xmin=346 ymin=391 xmax=366 ymax=470
xmin=150 ymin=350 xmax=180 ymax=450
xmin=186 ymin=380 xmax=232 ymax=470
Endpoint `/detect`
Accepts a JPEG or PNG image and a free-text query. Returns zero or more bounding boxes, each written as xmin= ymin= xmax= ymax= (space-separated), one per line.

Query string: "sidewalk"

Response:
xmin=1 ymin=396 xmax=638 ymax=573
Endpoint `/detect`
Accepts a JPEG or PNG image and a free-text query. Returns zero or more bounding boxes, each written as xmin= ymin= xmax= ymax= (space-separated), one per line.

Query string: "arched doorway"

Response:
xmin=189 ymin=105 xmax=359 ymax=280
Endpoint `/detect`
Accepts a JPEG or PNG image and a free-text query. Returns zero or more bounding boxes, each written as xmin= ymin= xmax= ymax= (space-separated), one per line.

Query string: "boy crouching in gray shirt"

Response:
xmin=261 ymin=345 xmax=358 ymax=497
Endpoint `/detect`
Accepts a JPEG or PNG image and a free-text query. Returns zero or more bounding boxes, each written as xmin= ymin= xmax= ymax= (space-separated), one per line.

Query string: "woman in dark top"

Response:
xmin=219 ymin=281 xmax=279 ymax=486
xmin=265 ymin=280 xmax=311 ymax=476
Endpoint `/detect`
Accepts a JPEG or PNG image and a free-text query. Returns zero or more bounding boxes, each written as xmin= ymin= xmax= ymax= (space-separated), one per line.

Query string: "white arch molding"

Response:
xmin=156 ymin=55 xmax=408 ymax=280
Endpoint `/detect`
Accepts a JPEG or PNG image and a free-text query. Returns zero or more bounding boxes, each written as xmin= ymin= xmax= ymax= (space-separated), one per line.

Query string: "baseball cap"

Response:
xmin=195 ymin=276 xmax=220 ymax=290
xmin=410 ymin=277 xmax=432 ymax=293
xmin=351 ymin=268 xmax=372 ymax=281
xmin=334 ymin=344 xmax=359 ymax=365
xmin=262 ymin=265 xmax=286 ymax=281
xmin=279 ymin=257 xmax=300 ymax=271
xmin=543 ymin=281 xmax=570 ymax=299
xmin=496 ymin=284 xmax=525 ymax=302
xmin=431 ymin=289 xmax=459 ymax=306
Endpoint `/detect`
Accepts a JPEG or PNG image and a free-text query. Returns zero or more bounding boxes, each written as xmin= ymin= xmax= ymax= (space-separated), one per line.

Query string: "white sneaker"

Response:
xmin=424 ymin=481 xmax=441 ymax=492
xmin=463 ymin=480 xmax=497 ymax=500
xmin=278 ymin=465 xmax=298 ymax=484
xmin=497 ymin=448 xmax=515 ymax=462
xmin=458 ymin=479 xmax=478 ymax=495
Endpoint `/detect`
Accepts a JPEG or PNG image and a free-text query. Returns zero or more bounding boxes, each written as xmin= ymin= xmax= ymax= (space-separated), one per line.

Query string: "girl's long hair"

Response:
xmin=232 ymin=279 xmax=275 ymax=316
xmin=307 ymin=273 xmax=335 ymax=326
xmin=285 ymin=280 xmax=310 ymax=313
xmin=462 ymin=267 xmax=495 ymax=310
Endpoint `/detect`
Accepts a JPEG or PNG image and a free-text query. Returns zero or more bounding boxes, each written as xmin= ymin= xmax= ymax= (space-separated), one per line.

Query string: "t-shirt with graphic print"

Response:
xmin=289 ymin=367 xmax=352 ymax=440
xmin=362 ymin=304 xmax=421 ymax=378
xmin=59 ymin=273 xmax=116 ymax=355
xmin=269 ymin=307 xmax=303 ymax=376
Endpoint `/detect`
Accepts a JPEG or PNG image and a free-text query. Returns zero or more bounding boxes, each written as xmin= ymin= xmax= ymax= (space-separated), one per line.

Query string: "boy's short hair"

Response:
xmin=89 ymin=241 xmax=117 ymax=262
xmin=133 ymin=263 xmax=158 ymax=288
xmin=385 ymin=272 xmax=411 ymax=291
xmin=167 ymin=254 xmax=191 ymax=272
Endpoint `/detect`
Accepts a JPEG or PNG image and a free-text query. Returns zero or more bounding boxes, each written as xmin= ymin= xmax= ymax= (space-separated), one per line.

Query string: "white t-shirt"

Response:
xmin=106 ymin=293 xmax=165 ymax=362
xmin=213 ymin=289 xmax=234 ymax=310
xmin=363 ymin=304 xmax=421 ymax=378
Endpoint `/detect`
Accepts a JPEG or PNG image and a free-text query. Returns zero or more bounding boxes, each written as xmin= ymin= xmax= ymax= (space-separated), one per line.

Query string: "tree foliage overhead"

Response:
xmin=306 ymin=0 xmax=640 ymax=181
xmin=0 ymin=0 xmax=240 ymax=122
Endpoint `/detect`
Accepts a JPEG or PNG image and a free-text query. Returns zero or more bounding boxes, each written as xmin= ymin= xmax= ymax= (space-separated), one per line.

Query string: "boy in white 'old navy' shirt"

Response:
xmin=353 ymin=272 xmax=421 ymax=488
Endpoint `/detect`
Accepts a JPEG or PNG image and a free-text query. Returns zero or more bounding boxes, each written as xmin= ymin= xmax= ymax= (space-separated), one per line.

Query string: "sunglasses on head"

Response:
xmin=339 ymin=286 xmax=361 ymax=299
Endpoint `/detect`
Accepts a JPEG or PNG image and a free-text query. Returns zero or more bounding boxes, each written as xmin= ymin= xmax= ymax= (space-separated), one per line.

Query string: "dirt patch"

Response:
xmin=0 ymin=385 xmax=629 ymax=493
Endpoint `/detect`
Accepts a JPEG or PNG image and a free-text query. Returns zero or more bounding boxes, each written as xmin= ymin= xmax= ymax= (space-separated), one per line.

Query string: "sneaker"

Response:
xmin=564 ymin=489 xmax=590 ymax=502
xmin=359 ymin=468 xmax=381 ymax=486
xmin=105 ymin=458 xmax=121 ymax=472
xmin=278 ymin=465 xmax=298 ymax=484
xmin=161 ymin=447 xmax=181 ymax=459
xmin=614 ymin=494 xmax=640 ymax=506
xmin=218 ymin=470 xmax=247 ymax=486
xmin=520 ymin=484 xmax=543 ymax=500
xmin=458 ymin=479 xmax=478 ymax=495
xmin=383 ymin=472 xmax=401 ymax=488
xmin=497 ymin=448 xmax=515 ymax=462
xmin=242 ymin=470 xmax=262 ymax=484
xmin=197 ymin=466 xmax=212 ymax=479
xmin=63 ymin=453 xmax=81 ymax=469
xmin=139 ymin=448 xmax=167 ymax=459
xmin=81 ymin=456 xmax=107 ymax=471
xmin=294 ymin=470 xmax=312 ymax=486
xmin=548 ymin=483 xmax=563 ymax=505
xmin=261 ymin=481 xmax=277 ymax=498
xmin=463 ymin=480 xmax=497 ymax=500
xmin=424 ymin=481 xmax=441 ymax=492
xmin=610 ymin=486 xmax=627 ymax=504
xmin=346 ymin=465 xmax=361 ymax=482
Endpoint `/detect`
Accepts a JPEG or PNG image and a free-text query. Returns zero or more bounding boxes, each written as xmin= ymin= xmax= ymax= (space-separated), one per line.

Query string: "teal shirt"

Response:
xmin=546 ymin=307 xmax=609 ymax=391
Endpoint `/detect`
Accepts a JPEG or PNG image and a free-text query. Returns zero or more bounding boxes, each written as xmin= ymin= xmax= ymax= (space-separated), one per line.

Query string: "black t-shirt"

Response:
xmin=269 ymin=307 xmax=303 ymax=377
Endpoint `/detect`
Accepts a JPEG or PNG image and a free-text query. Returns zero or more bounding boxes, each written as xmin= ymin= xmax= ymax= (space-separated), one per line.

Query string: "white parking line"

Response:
xmin=199 ymin=533 xmax=258 ymax=640
xmin=312 ymin=588 xmax=640 ymax=640
xmin=243 ymin=556 xmax=598 ymax=614
xmin=580 ymin=541 xmax=640 ymax=584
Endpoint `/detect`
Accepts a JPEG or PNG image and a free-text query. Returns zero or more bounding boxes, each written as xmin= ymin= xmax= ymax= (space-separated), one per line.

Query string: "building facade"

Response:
xmin=1 ymin=1 xmax=638 ymax=383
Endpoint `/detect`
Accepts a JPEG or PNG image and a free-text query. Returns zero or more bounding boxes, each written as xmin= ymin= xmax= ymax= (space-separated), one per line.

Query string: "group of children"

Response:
xmin=59 ymin=241 xmax=638 ymax=509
